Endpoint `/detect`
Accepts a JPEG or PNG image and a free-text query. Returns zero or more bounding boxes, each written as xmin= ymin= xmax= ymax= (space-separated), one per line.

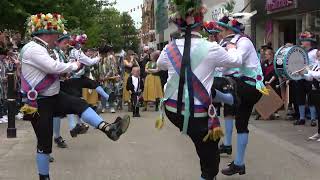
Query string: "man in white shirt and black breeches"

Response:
xmin=212 ymin=15 xmax=266 ymax=176
xmin=157 ymin=1 xmax=245 ymax=179
xmin=20 ymin=13 xmax=130 ymax=180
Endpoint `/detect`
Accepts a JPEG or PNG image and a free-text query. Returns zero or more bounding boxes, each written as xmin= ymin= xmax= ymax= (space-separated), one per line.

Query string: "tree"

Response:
xmin=223 ymin=0 xmax=236 ymax=13
xmin=0 ymin=0 xmax=140 ymax=51
xmin=120 ymin=12 xmax=140 ymax=52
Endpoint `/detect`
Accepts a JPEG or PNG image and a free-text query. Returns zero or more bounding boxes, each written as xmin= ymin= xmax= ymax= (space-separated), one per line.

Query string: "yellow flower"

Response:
xmin=46 ymin=13 xmax=53 ymax=20
xmin=36 ymin=22 xmax=41 ymax=28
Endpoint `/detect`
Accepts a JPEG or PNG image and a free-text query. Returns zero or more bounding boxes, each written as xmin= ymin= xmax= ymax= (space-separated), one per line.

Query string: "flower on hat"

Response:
xmin=231 ymin=19 xmax=238 ymax=26
xmin=26 ymin=13 xmax=66 ymax=36
xmin=299 ymin=31 xmax=317 ymax=42
xmin=169 ymin=0 xmax=207 ymax=30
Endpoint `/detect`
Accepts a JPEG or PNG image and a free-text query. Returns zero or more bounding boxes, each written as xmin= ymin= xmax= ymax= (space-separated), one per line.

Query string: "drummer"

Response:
xmin=292 ymin=31 xmax=318 ymax=126
xmin=299 ymin=49 xmax=320 ymax=141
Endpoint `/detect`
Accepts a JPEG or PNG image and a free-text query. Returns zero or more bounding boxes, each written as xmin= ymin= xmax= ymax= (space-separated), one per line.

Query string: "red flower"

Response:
xmin=37 ymin=14 xmax=41 ymax=18
xmin=231 ymin=19 xmax=238 ymax=26
xmin=47 ymin=22 xmax=52 ymax=26
xmin=194 ymin=15 xmax=203 ymax=23
xmin=257 ymin=75 xmax=262 ymax=81
xmin=53 ymin=13 xmax=58 ymax=19
xmin=53 ymin=26 xmax=57 ymax=30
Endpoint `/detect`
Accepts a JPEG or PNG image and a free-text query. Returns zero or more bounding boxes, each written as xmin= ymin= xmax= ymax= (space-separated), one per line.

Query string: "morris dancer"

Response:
xmin=52 ymin=32 xmax=76 ymax=148
xmin=293 ymin=31 xmax=318 ymax=126
xmin=214 ymin=15 xmax=268 ymax=176
xmin=156 ymin=1 xmax=244 ymax=179
xmin=62 ymin=33 xmax=111 ymax=136
xmin=99 ymin=44 xmax=120 ymax=113
xmin=20 ymin=13 xmax=130 ymax=180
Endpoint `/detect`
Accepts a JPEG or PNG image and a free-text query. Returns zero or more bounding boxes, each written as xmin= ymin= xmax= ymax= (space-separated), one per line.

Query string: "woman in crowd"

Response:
xmin=143 ymin=50 xmax=163 ymax=111
xmin=123 ymin=50 xmax=139 ymax=111
xmin=263 ymin=48 xmax=280 ymax=118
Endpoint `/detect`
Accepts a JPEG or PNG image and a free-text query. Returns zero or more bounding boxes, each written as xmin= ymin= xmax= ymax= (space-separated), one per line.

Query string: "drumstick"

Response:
xmin=291 ymin=67 xmax=307 ymax=75
xmin=276 ymin=80 xmax=286 ymax=89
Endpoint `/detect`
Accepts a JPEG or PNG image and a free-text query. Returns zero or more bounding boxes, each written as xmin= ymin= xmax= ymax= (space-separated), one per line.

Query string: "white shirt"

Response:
xmin=69 ymin=48 xmax=100 ymax=66
xmin=216 ymin=34 xmax=260 ymax=77
xmin=157 ymin=37 xmax=242 ymax=105
xmin=132 ymin=76 xmax=139 ymax=92
xmin=304 ymin=61 xmax=320 ymax=81
xmin=53 ymin=48 xmax=65 ymax=63
xmin=308 ymin=49 xmax=318 ymax=66
xmin=304 ymin=70 xmax=320 ymax=81
xmin=21 ymin=38 xmax=78 ymax=96
xmin=230 ymin=34 xmax=260 ymax=70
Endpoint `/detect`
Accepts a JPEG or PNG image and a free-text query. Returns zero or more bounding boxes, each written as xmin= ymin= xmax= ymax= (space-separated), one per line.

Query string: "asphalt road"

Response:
xmin=0 ymin=111 xmax=320 ymax=180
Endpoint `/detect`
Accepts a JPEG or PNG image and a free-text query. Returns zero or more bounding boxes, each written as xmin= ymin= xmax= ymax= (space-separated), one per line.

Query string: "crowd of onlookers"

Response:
xmin=0 ymin=30 xmax=23 ymax=123
xmin=258 ymin=42 xmax=320 ymax=127
xmin=79 ymin=45 xmax=165 ymax=117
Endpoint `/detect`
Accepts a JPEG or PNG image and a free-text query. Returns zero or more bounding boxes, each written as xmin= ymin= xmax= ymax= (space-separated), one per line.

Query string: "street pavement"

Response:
xmin=0 ymin=110 xmax=320 ymax=180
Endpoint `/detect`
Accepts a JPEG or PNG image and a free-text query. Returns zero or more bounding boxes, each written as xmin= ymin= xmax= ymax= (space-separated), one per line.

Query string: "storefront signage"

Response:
xmin=265 ymin=0 xmax=297 ymax=14
xmin=211 ymin=7 xmax=228 ymax=21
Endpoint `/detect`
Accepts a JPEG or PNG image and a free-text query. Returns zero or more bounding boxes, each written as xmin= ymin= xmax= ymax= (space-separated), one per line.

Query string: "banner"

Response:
xmin=156 ymin=0 xmax=168 ymax=33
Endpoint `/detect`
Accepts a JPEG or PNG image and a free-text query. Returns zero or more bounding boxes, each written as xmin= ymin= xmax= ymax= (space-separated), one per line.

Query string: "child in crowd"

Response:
xmin=127 ymin=66 xmax=144 ymax=117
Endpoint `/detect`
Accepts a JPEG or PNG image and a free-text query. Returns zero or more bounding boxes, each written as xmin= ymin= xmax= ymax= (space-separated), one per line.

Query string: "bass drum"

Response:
xmin=274 ymin=45 xmax=309 ymax=81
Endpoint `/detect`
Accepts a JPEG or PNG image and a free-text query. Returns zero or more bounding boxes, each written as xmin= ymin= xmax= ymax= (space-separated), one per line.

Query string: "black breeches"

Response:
xmin=165 ymin=109 xmax=219 ymax=180
xmin=31 ymin=92 xmax=89 ymax=154
xmin=293 ymin=80 xmax=312 ymax=105
xmin=308 ymin=89 xmax=320 ymax=133
xmin=212 ymin=77 xmax=236 ymax=117
xmin=61 ymin=77 xmax=100 ymax=97
xmin=234 ymin=78 xmax=262 ymax=134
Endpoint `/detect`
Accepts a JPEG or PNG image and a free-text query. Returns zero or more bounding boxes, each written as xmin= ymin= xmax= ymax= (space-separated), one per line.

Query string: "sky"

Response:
xmin=114 ymin=0 xmax=144 ymax=28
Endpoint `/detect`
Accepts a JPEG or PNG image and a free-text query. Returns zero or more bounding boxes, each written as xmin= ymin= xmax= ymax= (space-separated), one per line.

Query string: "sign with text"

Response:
xmin=265 ymin=0 xmax=297 ymax=14
xmin=211 ymin=7 xmax=228 ymax=21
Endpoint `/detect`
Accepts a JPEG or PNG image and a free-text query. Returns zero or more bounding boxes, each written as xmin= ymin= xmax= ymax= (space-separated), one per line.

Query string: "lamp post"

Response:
xmin=7 ymin=65 xmax=16 ymax=138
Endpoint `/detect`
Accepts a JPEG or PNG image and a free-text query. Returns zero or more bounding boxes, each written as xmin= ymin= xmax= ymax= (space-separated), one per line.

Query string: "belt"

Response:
xmin=164 ymin=99 xmax=208 ymax=118
xmin=239 ymin=76 xmax=256 ymax=83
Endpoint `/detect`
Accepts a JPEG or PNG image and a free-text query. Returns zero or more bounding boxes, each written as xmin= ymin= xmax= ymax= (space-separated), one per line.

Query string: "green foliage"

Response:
xmin=0 ymin=0 xmax=139 ymax=51
xmin=120 ymin=12 xmax=139 ymax=52
xmin=223 ymin=0 xmax=236 ymax=13
xmin=170 ymin=0 xmax=202 ymax=18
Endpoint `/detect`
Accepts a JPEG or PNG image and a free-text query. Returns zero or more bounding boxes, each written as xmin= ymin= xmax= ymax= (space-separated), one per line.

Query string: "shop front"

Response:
xmin=252 ymin=0 xmax=320 ymax=50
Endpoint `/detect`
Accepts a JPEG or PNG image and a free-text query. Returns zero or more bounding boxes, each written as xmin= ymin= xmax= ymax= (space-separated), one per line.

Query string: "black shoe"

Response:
xmin=49 ymin=156 xmax=54 ymax=163
xmin=293 ymin=119 xmax=305 ymax=125
xmin=221 ymin=161 xmax=246 ymax=176
xmin=39 ymin=174 xmax=50 ymax=180
xmin=219 ymin=144 xmax=232 ymax=155
xmin=78 ymin=123 xmax=89 ymax=134
xmin=100 ymin=115 xmax=130 ymax=141
xmin=311 ymin=120 xmax=317 ymax=127
xmin=70 ymin=124 xmax=82 ymax=137
xmin=54 ymin=136 xmax=68 ymax=148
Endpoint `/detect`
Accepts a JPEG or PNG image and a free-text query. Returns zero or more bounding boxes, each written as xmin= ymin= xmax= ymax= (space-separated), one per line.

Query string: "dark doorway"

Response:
xmin=279 ymin=20 xmax=297 ymax=45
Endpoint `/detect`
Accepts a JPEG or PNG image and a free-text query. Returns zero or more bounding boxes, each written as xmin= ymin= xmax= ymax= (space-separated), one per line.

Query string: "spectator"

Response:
xmin=123 ymin=50 xmax=139 ymax=111
xmin=143 ymin=50 xmax=163 ymax=111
